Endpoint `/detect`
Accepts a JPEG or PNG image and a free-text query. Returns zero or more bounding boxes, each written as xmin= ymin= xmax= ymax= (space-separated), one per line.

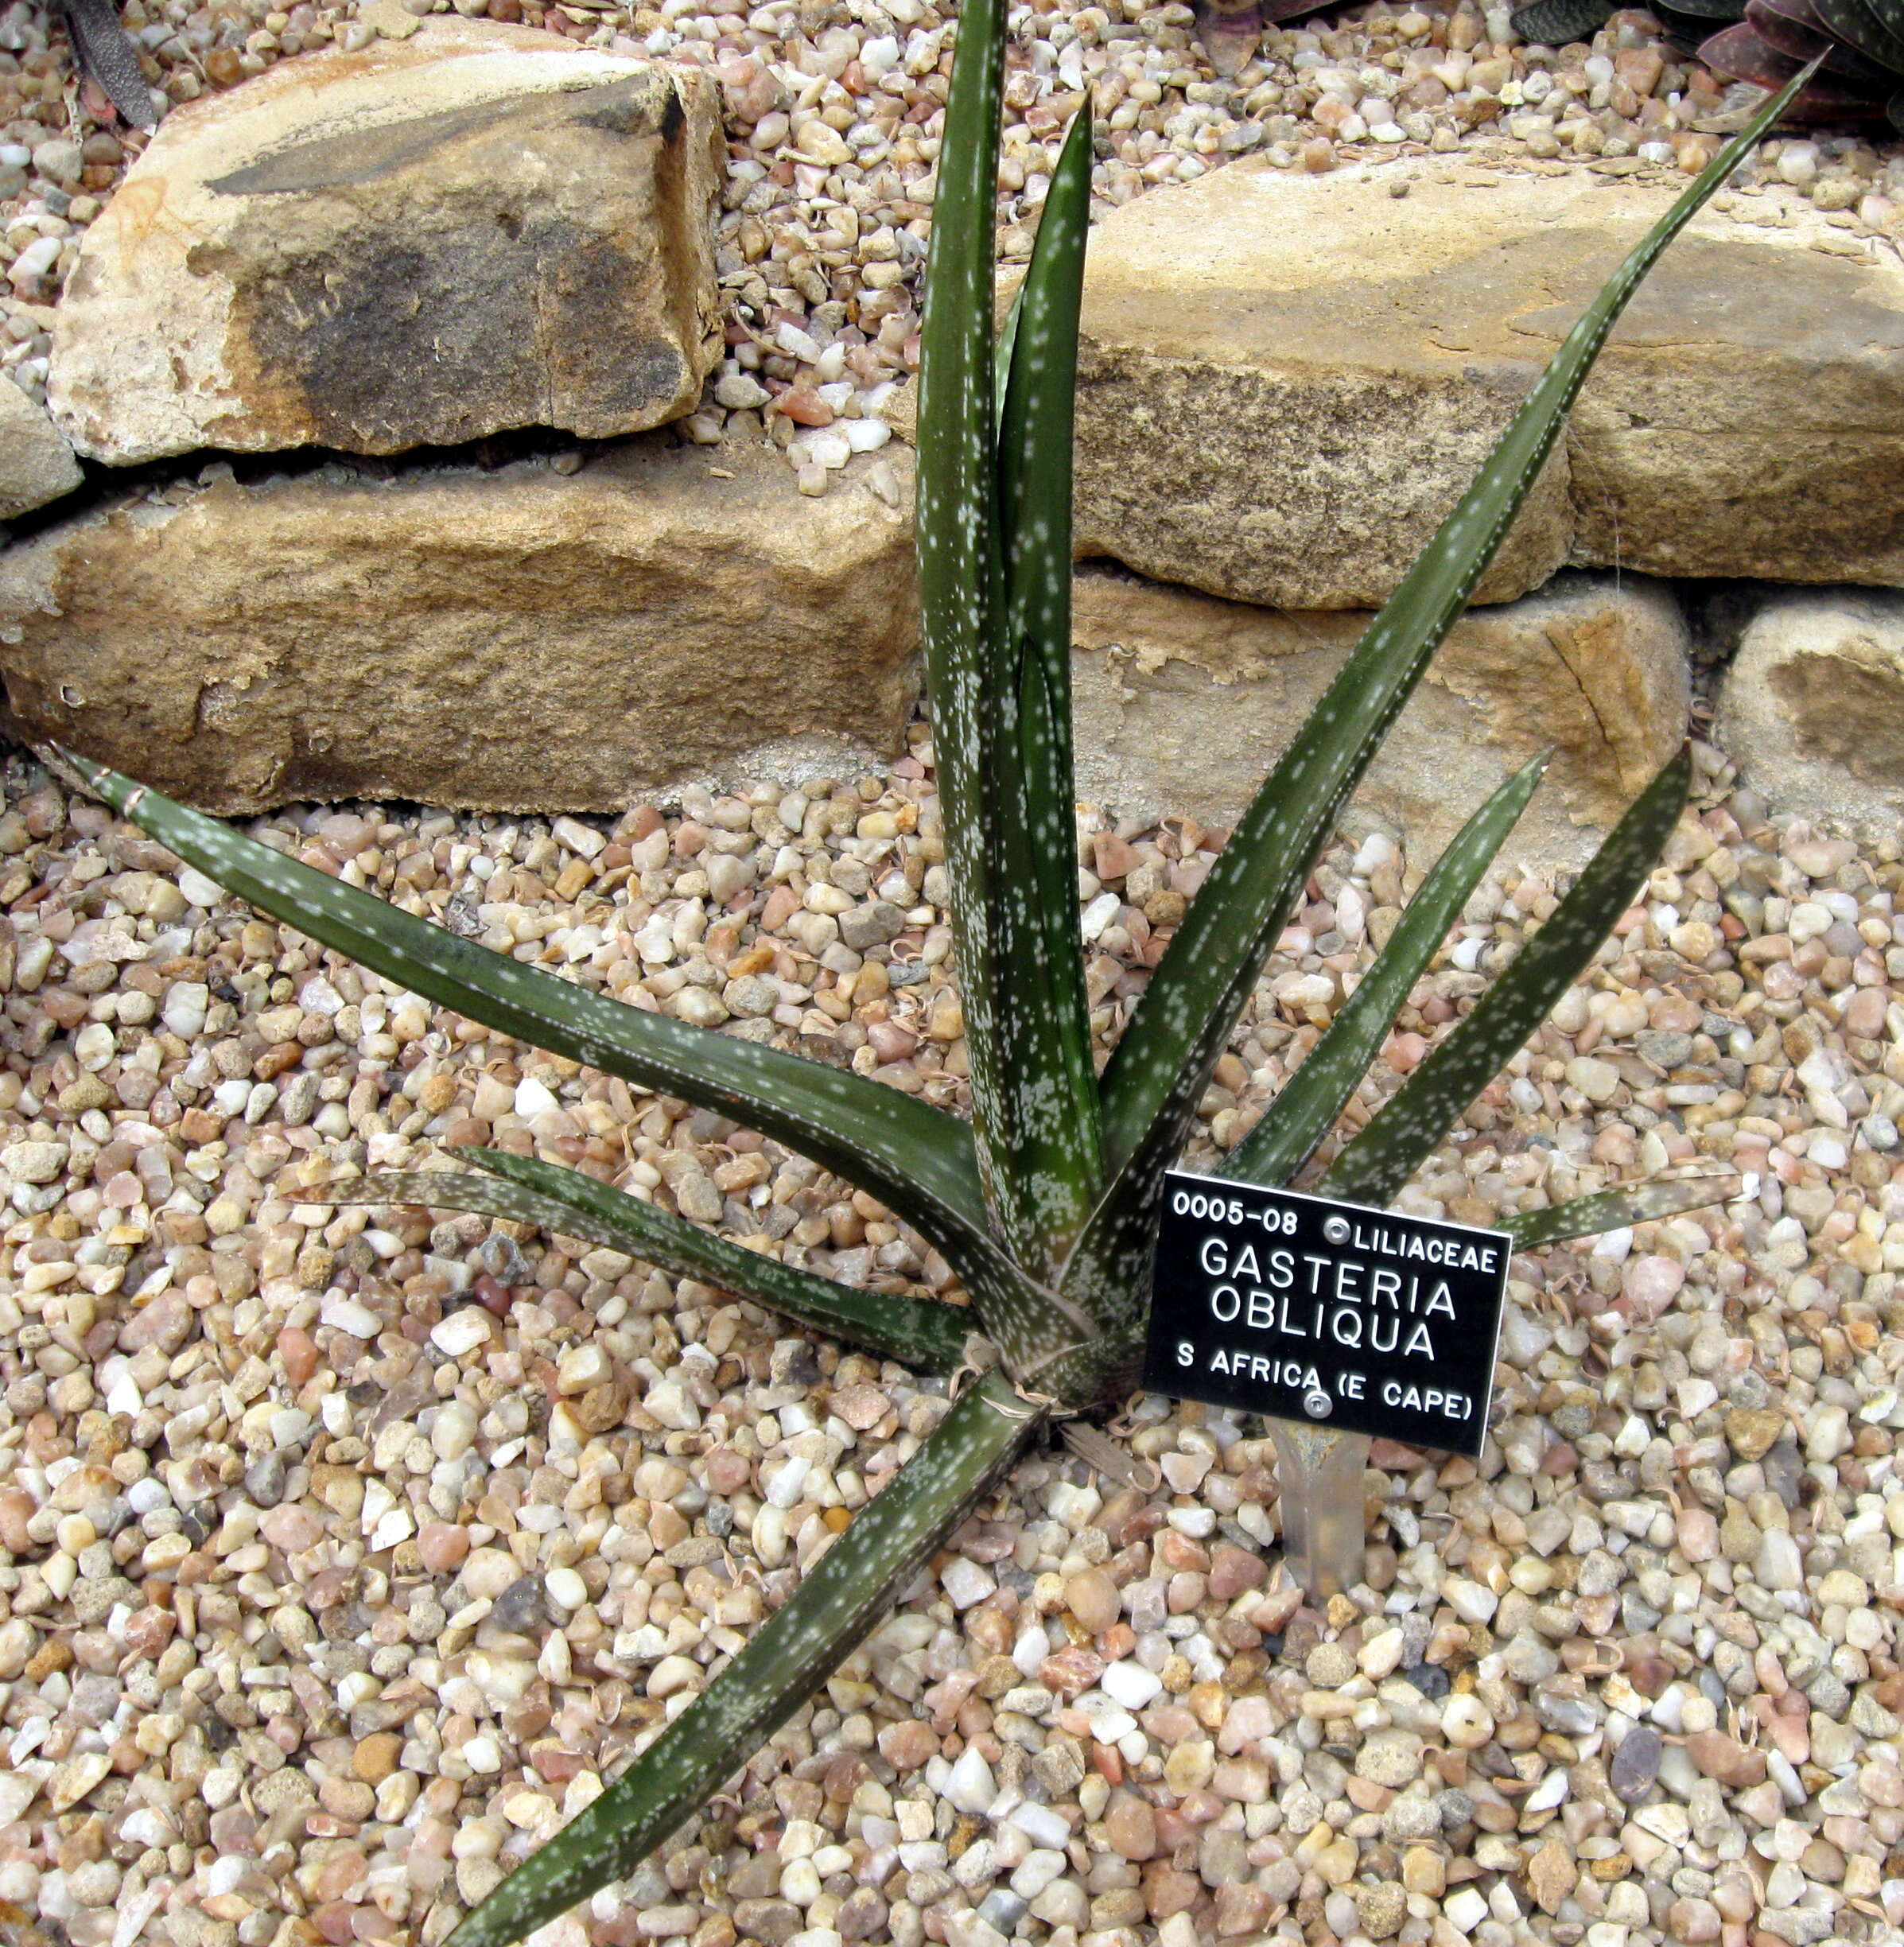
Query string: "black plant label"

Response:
xmin=1143 ymin=1171 xmax=1510 ymax=1458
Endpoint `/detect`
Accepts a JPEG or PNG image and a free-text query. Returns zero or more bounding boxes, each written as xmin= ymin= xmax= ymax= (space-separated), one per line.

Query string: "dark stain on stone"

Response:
xmin=219 ymin=216 xmax=679 ymax=449
xmin=208 ymin=74 xmax=670 ymax=196
xmin=579 ymin=75 xmax=682 ymax=143
xmin=197 ymin=70 xmax=699 ymax=451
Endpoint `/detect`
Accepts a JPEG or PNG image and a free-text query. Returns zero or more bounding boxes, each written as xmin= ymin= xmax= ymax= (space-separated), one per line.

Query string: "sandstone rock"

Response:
xmin=1069 ymin=565 xmax=1689 ymax=867
xmin=1071 ymin=157 xmax=1904 ymax=610
xmin=0 ymin=381 xmax=81 ymax=519
xmin=0 ymin=441 xmax=918 ymax=814
xmin=1715 ymin=592 xmax=1904 ymax=839
xmin=49 ymin=22 xmax=724 ymax=464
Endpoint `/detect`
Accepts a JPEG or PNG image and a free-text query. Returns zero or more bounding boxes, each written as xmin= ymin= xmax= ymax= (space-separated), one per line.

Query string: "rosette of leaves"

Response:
xmin=46 ymin=25 xmax=1808 ymax=1947
xmin=1512 ymin=0 xmax=1895 ymax=127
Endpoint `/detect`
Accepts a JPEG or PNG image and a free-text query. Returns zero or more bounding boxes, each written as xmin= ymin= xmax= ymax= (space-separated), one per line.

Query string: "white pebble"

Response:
xmin=941 ymin=1557 xmax=996 ymax=1609
xmin=430 ymin=1310 xmax=493 ymax=1358
xmin=515 ymin=1075 xmax=560 ymax=1118
xmin=1442 ymin=1576 xmax=1498 ymax=1625
xmin=944 ymin=1746 xmax=997 ymax=1816
xmin=546 ymin=1567 xmax=588 ymax=1611
xmin=321 ymin=1292 xmax=383 ymax=1339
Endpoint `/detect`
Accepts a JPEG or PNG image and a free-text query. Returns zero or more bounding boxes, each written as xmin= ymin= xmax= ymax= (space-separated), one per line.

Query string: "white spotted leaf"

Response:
xmin=55 ymin=751 xmax=1010 ymax=1291
xmin=442 ymin=1374 xmax=1042 ymax=1947
xmin=981 ymin=106 xmax=1104 ymax=1279
xmin=1227 ymin=751 xmax=1551 ymax=1191
xmin=1321 ymin=746 xmax=1691 ymax=1208
xmin=1501 ymin=1173 xmax=1744 ymax=1249
xmin=308 ymin=1150 xmax=975 ymax=1372
xmin=917 ymin=11 xmax=1105 ymax=1343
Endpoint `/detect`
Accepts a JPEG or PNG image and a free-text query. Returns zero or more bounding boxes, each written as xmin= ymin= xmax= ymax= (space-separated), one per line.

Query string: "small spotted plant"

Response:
xmin=53 ymin=21 xmax=1809 ymax=1947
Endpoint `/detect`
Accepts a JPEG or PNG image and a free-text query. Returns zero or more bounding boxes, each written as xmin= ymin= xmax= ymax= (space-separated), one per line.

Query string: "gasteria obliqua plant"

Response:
xmin=48 ymin=24 xmax=1810 ymax=1946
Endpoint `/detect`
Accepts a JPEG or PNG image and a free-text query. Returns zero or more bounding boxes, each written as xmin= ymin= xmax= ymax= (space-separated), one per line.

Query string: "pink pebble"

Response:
xmin=1386 ymin=1032 xmax=1427 ymax=1075
xmin=1622 ymin=1254 xmax=1684 ymax=1322
xmin=418 ymin=1522 xmax=470 ymax=1573
xmin=1845 ymin=986 xmax=1888 ymax=1040
xmin=279 ymin=1327 xmax=320 ymax=1387
xmin=261 ymin=1505 xmax=323 ymax=1553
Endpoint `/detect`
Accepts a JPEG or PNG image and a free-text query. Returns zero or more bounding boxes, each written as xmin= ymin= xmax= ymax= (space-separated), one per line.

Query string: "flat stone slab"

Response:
xmin=49 ymin=21 xmax=725 ymax=464
xmin=0 ymin=380 xmax=80 ymax=519
xmin=0 ymin=443 xmax=919 ymax=813
xmin=1072 ymin=155 xmax=1904 ymax=610
xmin=1071 ymin=564 xmax=1689 ymax=868
xmin=1716 ymin=591 xmax=1904 ymax=839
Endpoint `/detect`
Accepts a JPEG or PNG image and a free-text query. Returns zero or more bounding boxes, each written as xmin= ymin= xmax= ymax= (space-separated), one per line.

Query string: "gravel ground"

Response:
xmin=1 ymin=0 xmax=1902 ymax=488
xmin=2 ymin=721 xmax=1903 ymax=1947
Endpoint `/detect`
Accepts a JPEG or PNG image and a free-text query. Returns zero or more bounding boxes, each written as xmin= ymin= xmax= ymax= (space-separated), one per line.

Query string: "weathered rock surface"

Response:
xmin=49 ymin=21 xmax=725 ymax=464
xmin=0 ymin=443 xmax=919 ymax=813
xmin=1070 ymin=565 xmax=1689 ymax=865
xmin=1716 ymin=592 xmax=1904 ymax=838
xmin=0 ymin=380 xmax=81 ymax=518
xmin=1071 ymin=157 xmax=1904 ymax=610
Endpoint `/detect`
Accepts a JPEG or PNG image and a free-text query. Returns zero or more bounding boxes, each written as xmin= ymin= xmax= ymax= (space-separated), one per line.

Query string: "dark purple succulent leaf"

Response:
xmin=1813 ymin=0 xmax=1904 ymax=72
xmin=1510 ymin=0 xmax=1615 ymax=41
xmin=1700 ymin=20 xmax=1894 ymax=106
xmin=1750 ymin=0 xmax=1896 ymax=77
xmin=1655 ymin=0 xmax=1749 ymax=20
xmin=60 ymin=0 xmax=157 ymax=127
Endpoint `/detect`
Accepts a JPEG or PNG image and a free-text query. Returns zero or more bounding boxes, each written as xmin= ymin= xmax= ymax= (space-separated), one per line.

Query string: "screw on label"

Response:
xmin=1304 ymin=1389 xmax=1333 ymax=1418
xmin=1323 ymin=1214 xmax=1352 ymax=1246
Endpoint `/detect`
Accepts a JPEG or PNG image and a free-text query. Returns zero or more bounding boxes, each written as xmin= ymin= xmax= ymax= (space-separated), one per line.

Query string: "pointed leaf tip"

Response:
xmin=55 ymin=753 xmax=1012 ymax=1296
xmin=1321 ymin=746 xmax=1692 ymax=1209
xmin=1227 ymin=749 xmax=1550 ymax=1191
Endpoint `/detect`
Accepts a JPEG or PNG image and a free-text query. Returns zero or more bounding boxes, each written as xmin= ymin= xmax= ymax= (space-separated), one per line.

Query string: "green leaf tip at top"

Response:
xmin=1322 ymin=745 xmax=1692 ymax=1210
xmin=1089 ymin=60 xmax=1818 ymax=1215
xmin=1227 ymin=749 xmax=1552 ymax=1193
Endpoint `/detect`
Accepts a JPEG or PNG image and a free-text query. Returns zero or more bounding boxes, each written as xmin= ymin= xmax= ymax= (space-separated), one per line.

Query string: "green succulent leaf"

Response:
xmin=54 ymin=750 xmax=1008 ymax=1286
xmin=917 ymin=0 xmax=1105 ymax=1354
xmin=1501 ymin=1173 xmax=1744 ymax=1249
xmin=915 ymin=0 xmax=1007 ymax=1236
xmin=981 ymin=106 xmax=1105 ymax=1277
xmin=1080 ymin=70 xmax=1806 ymax=1311
xmin=1322 ymin=746 xmax=1691 ymax=1209
xmin=993 ymin=279 xmax=1025 ymax=429
xmin=1227 ymin=752 xmax=1551 ymax=1191
xmin=303 ymin=1151 xmax=975 ymax=1373
xmin=447 ymin=1371 xmax=1042 ymax=1947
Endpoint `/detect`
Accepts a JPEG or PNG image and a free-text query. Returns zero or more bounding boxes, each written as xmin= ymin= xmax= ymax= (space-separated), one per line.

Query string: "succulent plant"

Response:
xmin=56 ymin=0 xmax=157 ymax=130
xmin=1513 ymin=0 xmax=1891 ymax=128
xmin=46 ymin=18 xmax=1806 ymax=1947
